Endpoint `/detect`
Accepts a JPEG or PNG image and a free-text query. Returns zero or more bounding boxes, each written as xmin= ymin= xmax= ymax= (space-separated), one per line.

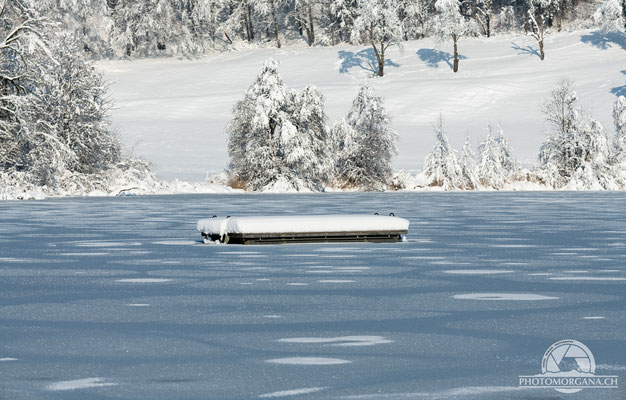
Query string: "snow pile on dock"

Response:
xmin=197 ymin=215 xmax=409 ymax=244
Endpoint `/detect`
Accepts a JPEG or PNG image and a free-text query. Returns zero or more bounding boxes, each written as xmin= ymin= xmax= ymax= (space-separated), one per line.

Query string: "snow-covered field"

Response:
xmin=100 ymin=30 xmax=626 ymax=182
xmin=1 ymin=193 xmax=625 ymax=399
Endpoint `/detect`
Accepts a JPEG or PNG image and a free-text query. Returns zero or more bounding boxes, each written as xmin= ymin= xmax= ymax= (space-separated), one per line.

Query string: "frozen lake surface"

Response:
xmin=1 ymin=192 xmax=625 ymax=399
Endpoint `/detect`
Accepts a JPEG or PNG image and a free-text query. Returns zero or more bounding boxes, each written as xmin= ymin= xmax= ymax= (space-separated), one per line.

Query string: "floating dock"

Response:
xmin=197 ymin=215 xmax=409 ymax=245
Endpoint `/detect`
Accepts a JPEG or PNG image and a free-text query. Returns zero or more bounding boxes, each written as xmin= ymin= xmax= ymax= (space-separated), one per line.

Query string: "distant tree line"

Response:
xmin=34 ymin=0 xmax=619 ymax=62
xmin=228 ymin=60 xmax=626 ymax=191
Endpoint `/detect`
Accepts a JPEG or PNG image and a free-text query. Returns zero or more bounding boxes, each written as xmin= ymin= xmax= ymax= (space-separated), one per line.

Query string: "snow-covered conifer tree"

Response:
xmin=351 ymin=0 xmax=403 ymax=76
xmin=335 ymin=86 xmax=398 ymax=190
xmin=614 ymin=96 xmax=626 ymax=156
xmin=525 ymin=0 xmax=560 ymax=60
xmin=434 ymin=0 xmax=476 ymax=72
xmin=594 ymin=0 xmax=624 ymax=32
xmin=539 ymin=79 xmax=613 ymax=188
xmin=282 ymin=86 xmax=332 ymax=190
xmin=458 ymin=134 xmax=480 ymax=189
xmin=478 ymin=124 xmax=515 ymax=189
xmin=227 ymin=60 xmax=336 ymax=191
xmin=227 ymin=59 xmax=288 ymax=190
xmin=422 ymin=115 xmax=462 ymax=189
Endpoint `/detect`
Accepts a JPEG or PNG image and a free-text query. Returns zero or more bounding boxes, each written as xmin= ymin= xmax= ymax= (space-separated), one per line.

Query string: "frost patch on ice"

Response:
xmin=47 ymin=377 xmax=117 ymax=391
xmin=259 ymin=387 xmax=327 ymax=398
xmin=266 ymin=357 xmax=351 ymax=365
xmin=126 ymin=303 xmax=150 ymax=307
xmin=403 ymin=256 xmax=446 ymax=260
xmin=453 ymin=293 xmax=559 ymax=301
xmin=59 ymin=252 xmax=110 ymax=256
xmin=318 ymin=280 xmax=356 ymax=283
xmin=489 ymin=244 xmax=536 ymax=248
xmin=279 ymin=336 xmax=391 ymax=347
xmin=116 ymin=278 xmax=173 ymax=283
xmin=74 ymin=241 xmax=142 ymax=247
xmin=528 ymin=273 xmax=553 ymax=276
xmin=429 ymin=261 xmax=471 ymax=265
xmin=154 ymin=240 xmax=197 ymax=246
xmin=263 ymin=315 xmax=283 ymax=318
xmin=583 ymin=316 xmax=605 ymax=319
xmin=443 ymin=269 xmax=514 ymax=275
xmin=550 ymin=276 xmax=626 ymax=281
xmin=305 ymin=270 xmax=335 ymax=274
xmin=340 ymin=385 xmax=525 ymax=398
xmin=0 ymin=358 xmax=17 ymax=361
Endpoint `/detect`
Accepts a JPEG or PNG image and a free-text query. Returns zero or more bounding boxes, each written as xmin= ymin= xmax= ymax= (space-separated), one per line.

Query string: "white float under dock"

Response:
xmin=197 ymin=215 xmax=410 ymax=244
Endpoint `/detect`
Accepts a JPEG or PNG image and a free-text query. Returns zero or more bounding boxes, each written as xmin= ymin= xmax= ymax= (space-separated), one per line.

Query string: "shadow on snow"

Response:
xmin=510 ymin=42 xmax=541 ymax=59
xmin=416 ymin=48 xmax=467 ymax=70
xmin=338 ymin=48 xmax=400 ymax=74
xmin=580 ymin=30 xmax=626 ymax=51
xmin=612 ymin=70 xmax=626 ymax=97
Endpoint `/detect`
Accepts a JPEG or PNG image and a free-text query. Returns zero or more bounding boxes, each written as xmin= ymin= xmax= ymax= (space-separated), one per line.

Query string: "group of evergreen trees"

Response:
xmin=420 ymin=80 xmax=626 ymax=190
xmin=538 ymin=79 xmax=626 ymax=189
xmin=422 ymin=118 xmax=515 ymax=189
xmin=228 ymin=60 xmax=626 ymax=192
xmin=227 ymin=59 xmax=398 ymax=191
xmin=36 ymin=0 xmax=620 ymax=61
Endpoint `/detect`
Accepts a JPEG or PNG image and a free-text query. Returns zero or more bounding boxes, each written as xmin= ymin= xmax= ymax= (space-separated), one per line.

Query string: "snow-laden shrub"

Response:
xmin=0 ymin=3 xmax=138 ymax=193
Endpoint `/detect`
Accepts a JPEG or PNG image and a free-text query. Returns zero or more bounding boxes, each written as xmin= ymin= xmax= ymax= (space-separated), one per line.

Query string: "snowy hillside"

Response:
xmin=100 ymin=29 xmax=626 ymax=182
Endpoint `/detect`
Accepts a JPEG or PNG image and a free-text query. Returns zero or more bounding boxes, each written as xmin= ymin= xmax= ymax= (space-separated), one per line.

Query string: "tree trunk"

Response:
xmin=307 ymin=6 xmax=315 ymax=46
xmin=378 ymin=45 xmax=385 ymax=77
xmin=453 ymin=38 xmax=459 ymax=73
xmin=296 ymin=19 xmax=303 ymax=36
xmin=270 ymin=0 xmax=281 ymax=48
xmin=539 ymin=39 xmax=545 ymax=60
xmin=243 ymin=14 xmax=251 ymax=42
xmin=485 ymin=15 xmax=491 ymax=38
xmin=247 ymin=5 xmax=255 ymax=40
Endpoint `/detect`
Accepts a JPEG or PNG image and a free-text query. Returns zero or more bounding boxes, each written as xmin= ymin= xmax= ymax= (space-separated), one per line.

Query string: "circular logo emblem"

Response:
xmin=541 ymin=339 xmax=596 ymax=393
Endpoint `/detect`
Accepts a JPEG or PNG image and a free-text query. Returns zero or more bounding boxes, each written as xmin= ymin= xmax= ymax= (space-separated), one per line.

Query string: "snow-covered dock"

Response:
xmin=197 ymin=215 xmax=409 ymax=244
